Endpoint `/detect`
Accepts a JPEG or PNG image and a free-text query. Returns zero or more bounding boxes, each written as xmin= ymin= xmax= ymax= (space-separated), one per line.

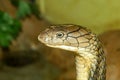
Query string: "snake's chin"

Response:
xmin=46 ymin=44 xmax=78 ymax=52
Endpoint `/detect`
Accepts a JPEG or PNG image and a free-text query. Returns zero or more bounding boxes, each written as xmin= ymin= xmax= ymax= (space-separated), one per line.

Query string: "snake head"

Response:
xmin=38 ymin=24 xmax=94 ymax=52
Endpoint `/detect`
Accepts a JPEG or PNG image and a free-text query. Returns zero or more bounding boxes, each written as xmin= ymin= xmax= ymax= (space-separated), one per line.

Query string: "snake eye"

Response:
xmin=56 ymin=32 xmax=64 ymax=38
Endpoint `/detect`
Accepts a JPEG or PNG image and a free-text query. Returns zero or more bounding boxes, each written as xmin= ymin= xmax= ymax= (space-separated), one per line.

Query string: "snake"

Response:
xmin=38 ymin=24 xmax=106 ymax=80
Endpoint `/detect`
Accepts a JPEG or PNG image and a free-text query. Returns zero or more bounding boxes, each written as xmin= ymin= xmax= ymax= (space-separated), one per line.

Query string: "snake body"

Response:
xmin=38 ymin=24 xmax=106 ymax=80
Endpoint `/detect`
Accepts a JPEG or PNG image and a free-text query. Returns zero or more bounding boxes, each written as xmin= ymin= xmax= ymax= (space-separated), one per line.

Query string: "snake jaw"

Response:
xmin=48 ymin=45 xmax=79 ymax=52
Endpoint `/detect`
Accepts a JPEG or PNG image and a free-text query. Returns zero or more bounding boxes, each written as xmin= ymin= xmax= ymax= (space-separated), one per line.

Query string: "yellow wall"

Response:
xmin=36 ymin=0 xmax=120 ymax=34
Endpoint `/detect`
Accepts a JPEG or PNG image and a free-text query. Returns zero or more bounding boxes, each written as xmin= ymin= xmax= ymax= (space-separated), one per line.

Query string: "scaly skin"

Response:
xmin=38 ymin=24 xmax=106 ymax=80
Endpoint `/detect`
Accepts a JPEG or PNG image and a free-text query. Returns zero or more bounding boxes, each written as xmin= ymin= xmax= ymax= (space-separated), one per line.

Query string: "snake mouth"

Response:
xmin=45 ymin=44 xmax=78 ymax=52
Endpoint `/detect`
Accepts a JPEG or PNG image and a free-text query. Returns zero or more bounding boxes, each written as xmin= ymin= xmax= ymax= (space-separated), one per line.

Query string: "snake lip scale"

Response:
xmin=38 ymin=24 xmax=106 ymax=80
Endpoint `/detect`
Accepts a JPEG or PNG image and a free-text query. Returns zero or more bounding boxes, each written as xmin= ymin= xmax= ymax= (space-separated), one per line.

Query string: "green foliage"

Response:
xmin=16 ymin=0 xmax=32 ymax=18
xmin=0 ymin=11 xmax=21 ymax=48
xmin=11 ymin=0 xmax=40 ymax=18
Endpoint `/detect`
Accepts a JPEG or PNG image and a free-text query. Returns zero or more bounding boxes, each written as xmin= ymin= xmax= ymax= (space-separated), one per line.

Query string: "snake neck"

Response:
xmin=76 ymin=44 xmax=106 ymax=80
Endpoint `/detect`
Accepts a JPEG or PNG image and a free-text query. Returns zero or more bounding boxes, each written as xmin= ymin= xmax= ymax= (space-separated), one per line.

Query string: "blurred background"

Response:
xmin=0 ymin=0 xmax=120 ymax=80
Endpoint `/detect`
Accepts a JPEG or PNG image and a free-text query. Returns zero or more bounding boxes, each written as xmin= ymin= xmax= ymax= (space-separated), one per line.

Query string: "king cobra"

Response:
xmin=38 ymin=24 xmax=106 ymax=80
